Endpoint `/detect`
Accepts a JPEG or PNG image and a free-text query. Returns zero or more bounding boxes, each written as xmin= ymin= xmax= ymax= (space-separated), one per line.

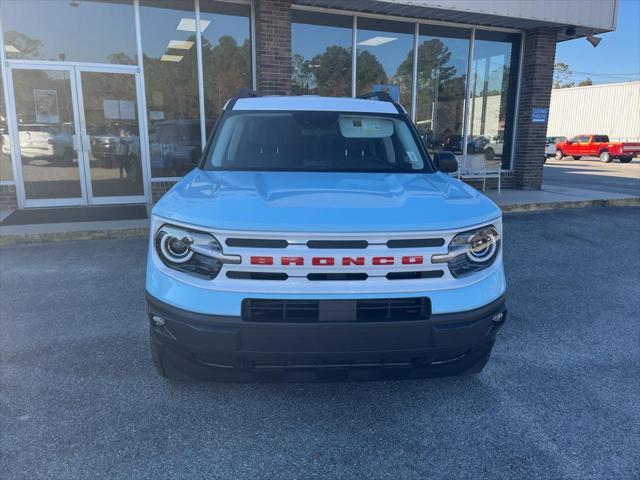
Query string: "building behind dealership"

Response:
xmin=0 ymin=0 xmax=618 ymax=209
xmin=548 ymin=81 xmax=640 ymax=141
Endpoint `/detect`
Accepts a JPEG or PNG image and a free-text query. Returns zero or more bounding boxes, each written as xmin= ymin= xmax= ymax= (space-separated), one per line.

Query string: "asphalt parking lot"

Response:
xmin=1 ymin=207 xmax=639 ymax=479
xmin=544 ymin=157 xmax=640 ymax=196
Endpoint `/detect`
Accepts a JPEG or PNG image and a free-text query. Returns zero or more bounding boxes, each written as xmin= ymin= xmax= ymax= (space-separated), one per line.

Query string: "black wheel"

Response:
xmin=619 ymin=156 xmax=633 ymax=163
xmin=484 ymin=148 xmax=495 ymax=160
xmin=599 ymin=150 xmax=612 ymax=163
xmin=125 ymin=156 xmax=140 ymax=183
xmin=555 ymin=150 xmax=564 ymax=161
xmin=572 ymin=156 xmax=581 ymax=160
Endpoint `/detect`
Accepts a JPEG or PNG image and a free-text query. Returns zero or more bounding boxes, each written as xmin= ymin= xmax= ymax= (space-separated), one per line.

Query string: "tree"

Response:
xmin=355 ymin=50 xmax=387 ymax=94
xmin=553 ymin=62 xmax=575 ymax=88
xmin=578 ymin=78 xmax=593 ymax=86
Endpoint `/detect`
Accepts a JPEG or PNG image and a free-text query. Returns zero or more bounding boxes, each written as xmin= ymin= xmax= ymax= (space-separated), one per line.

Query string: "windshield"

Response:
xmin=204 ymin=111 xmax=433 ymax=173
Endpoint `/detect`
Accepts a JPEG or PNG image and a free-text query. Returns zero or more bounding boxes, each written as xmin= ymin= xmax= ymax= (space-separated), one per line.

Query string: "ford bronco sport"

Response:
xmin=146 ymin=91 xmax=507 ymax=381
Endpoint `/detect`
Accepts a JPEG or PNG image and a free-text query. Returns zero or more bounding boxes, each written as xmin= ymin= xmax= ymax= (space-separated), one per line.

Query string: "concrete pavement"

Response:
xmin=1 ymin=207 xmax=638 ymax=479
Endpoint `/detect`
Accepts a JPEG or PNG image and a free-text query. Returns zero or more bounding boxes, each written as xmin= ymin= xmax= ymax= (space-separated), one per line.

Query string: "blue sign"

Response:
xmin=531 ymin=107 xmax=548 ymax=124
xmin=373 ymin=84 xmax=400 ymax=102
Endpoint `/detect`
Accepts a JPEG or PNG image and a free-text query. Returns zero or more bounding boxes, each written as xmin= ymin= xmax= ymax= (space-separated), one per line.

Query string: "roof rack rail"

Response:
xmin=356 ymin=91 xmax=405 ymax=115
xmin=225 ymin=88 xmax=260 ymax=110
xmin=356 ymin=91 xmax=394 ymax=103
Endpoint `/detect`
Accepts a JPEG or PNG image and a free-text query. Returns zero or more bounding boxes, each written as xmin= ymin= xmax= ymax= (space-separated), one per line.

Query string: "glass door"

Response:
xmin=8 ymin=66 xmax=86 ymax=206
xmin=7 ymin=64 xmax=148 ymax=207
xmin=76 ymin=69 xmax=146 ymax=204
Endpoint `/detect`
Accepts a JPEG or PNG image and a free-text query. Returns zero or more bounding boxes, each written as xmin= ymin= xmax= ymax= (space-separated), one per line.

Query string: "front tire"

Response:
xmin=619 ymin=156 xmax=633 ymax=163
xmin=555 ymin=150 xmax=564 ymax=161
xmin=599 ymin=150 xmax=612 ymax=163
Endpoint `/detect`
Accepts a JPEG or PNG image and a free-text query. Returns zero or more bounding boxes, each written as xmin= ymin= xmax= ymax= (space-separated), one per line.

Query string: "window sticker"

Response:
xmin=339 ymin=116 xmax=393 ymax=138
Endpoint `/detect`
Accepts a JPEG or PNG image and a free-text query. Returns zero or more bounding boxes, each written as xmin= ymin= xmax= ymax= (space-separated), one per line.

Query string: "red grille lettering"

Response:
xmin=402 ymin=255 xmax=424 ymax=265
xmin=373 ymin=256 xmax=394 ymax=265
xmin=312 ymin=257 xmax=335 ymax=266
xmin=281 ymin=256 xmax=304 ymax=266
xmin=342 ymin=256 xmax=365 ymax=266
xmin=251 ymin=256 xmax=273 ymax=265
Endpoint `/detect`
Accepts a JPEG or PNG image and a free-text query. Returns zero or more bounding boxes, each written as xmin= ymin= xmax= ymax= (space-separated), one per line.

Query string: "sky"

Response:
xmin=555 ymin=0 xmax=640 ymax=85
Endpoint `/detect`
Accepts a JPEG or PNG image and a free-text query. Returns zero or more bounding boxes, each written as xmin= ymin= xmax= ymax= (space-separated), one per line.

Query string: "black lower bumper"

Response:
xmin=147 ymin=293 xmax=506 ymax=381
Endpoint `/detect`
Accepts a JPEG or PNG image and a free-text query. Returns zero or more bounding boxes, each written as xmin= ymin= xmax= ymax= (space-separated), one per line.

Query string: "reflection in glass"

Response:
xmin=1 ymin=0 xmax=137 ymax=64
xmin=356 ymin=18 xmax=414 ymax=114
xmin=291 ymin=11 xmax=352 ymax=97
xmin=200 ymin=1 xmax=252 ymax=136
xmin=140 ymin=0 xmax=201 ymax=178
xmin=0 ymin=73 xmax=13 ymax=182
xmin=81 ymin=72 xmax=144 ymax=198
xmin=11 ymin=69 xmax=82 ymax=200
xmin=415 ymin=26 xmax=470 ymax=156
xmin=469 ymin=31 xmax=521 ymax=169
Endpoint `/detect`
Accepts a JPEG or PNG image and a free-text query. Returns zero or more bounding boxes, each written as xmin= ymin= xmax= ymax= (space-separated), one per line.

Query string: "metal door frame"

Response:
xmin=74 ymin=65 xmax=150 ymax=205
xmin=5 ymin=61 xmax=150 ymax=207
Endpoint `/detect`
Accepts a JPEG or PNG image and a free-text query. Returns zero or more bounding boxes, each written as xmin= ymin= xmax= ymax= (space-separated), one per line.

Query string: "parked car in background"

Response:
xmin=149 ymin=119 xmax=202 ymax=177
xmin=555 ymin=135 xmax=640 ymax=163
xmin=17 ymin=123 xmax=74 ymax=165
xmin=544 ymin=136 xmax=566 ymax=159
xmin=484 ymin=134 xmax=505 ymax=160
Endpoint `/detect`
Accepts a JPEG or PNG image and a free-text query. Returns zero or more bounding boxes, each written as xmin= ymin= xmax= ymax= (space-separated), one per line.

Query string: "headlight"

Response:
xmin=432 ymin=225 xmax=500 ymax=278
xmin=155 ymin=224 xmax=241 ymax=279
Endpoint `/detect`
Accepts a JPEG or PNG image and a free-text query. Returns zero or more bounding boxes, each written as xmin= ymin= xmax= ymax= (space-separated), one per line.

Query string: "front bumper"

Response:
xmin=147 ymin=292 xmax=507 ymax=381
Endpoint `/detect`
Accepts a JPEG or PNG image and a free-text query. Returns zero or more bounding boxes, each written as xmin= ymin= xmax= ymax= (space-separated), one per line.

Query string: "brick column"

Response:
xmin=513 ymin=28 xmax=558 ymax=190
xmin=255 ymin=0 xmax=292 ymax=95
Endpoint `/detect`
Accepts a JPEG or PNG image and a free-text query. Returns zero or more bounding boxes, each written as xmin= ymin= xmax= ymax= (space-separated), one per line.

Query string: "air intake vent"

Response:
xmin=225 ymin=238 xmax=288 ymax=248
xmin=242 ymin=298 xmax=430 ymax=323
xmin=386 ymin=270 xmax=444 ymax=280
xmin=307 ymin=273 xmax=368 ymax=281
xmin=226 ymin=271 xmax=288 ymax=280
xmin=387 ymin=238 xmax=444 ymax=248
xmin=306 ymin=240 xmax=369 ymax=249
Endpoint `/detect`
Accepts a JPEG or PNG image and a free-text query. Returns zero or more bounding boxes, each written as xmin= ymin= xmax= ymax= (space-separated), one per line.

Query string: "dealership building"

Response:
xmin=0 ymin=0 xmax=618 ymax=210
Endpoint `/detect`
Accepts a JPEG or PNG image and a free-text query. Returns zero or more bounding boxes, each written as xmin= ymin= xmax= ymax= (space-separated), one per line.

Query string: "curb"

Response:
xmin=499 ymin=196 xmax=640 ymax=213
xmin=0 ymin=198 xmax=638 ymax=246
xmin=0 ymin=227 xmax=148 ymax=246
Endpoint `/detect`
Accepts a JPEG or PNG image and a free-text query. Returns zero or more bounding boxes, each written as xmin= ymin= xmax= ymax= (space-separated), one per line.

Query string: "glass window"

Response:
xmin=11 ymin=69 xmax=82 ymax=200
xmin=200 ymin=1 xmax=252 ymax=137
xmin=469 ymin=30 xmax=521 ymax=169
xmin=356 ymin=18 xmax=414 ymax=115
xmin=414 ymin=25 xmax=470 ymax=155
xmin=291 ymin=11 xmax=353 ymax=97
xmin=139 ymin=0 xmax=201 ymax=178
xmin=1 ymin=0 xmax=137 ymax=64
xmin=206 ymin=111 xmax=431 ymax=173
xmin=0 ymin=73 xmax=13 ymax=182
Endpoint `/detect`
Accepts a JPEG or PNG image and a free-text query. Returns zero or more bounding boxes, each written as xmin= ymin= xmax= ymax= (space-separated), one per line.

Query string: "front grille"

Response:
xmin=242 ymin=297 xmax=431 ymax=323
xmin=387 ymin=238 xmax=445 ymax=248
xmin=226 ymin=238 xmax=288 ymax=248
xmin=306 ymin=240 xmax=369 ymax=249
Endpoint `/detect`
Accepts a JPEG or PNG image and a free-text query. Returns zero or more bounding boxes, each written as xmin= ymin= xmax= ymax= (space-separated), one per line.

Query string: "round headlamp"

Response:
xmin=432 ymin=225 xmax=500 ymax=278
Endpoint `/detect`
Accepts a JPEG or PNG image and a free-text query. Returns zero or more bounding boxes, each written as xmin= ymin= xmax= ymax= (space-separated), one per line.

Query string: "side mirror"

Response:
xmin=434 ymin=150 xmax=458 ymax=173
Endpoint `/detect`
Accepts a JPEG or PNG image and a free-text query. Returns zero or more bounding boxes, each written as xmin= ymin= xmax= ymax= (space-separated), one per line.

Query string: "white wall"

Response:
xmin=380 ymin=0 xmax=617 ymax=31
xmin=547 ymin=81 xmax=640 ymax=141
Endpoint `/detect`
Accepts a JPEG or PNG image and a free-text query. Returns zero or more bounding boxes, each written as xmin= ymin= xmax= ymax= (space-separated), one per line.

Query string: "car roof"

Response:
xmin=231 ymin=95 xmax=400 ymax=114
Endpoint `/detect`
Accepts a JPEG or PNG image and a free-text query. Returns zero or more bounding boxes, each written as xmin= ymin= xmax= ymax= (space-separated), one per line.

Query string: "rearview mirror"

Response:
xmin=434 ymin=150 xmax=458 ymax=173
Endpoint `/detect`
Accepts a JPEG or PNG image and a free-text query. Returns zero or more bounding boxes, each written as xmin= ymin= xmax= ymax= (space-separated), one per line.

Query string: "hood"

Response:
xmin=153 ymin=169 xmax=501 ymax=232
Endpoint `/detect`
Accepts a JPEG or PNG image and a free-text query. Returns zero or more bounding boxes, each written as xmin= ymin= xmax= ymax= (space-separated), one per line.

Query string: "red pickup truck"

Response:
xmin=554 ymin=135 xmax=640 ymax=163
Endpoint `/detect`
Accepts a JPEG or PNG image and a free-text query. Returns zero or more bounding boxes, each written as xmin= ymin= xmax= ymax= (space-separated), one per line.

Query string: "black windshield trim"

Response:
xmin=201 ymin=109 xmax=436 ymax=174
